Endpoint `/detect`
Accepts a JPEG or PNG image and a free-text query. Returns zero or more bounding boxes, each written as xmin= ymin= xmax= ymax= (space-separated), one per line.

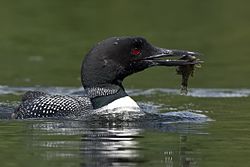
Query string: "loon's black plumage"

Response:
xmin=15 ymin=91 xmax=92 ymax=118
xmin=13 ymin=36 xmax=201 ymax=119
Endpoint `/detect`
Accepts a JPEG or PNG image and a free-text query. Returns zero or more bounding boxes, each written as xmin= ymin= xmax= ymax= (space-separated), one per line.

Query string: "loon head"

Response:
xmin=82 ymin=36 xmax=200 ymax=88
xmin=81 ymin=36 xmax=201 ymax=109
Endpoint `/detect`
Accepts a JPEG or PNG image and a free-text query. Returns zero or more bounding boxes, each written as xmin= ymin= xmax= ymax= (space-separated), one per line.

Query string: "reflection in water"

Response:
xmin=162 ymin=135 xmax=199 ymax=167
xmin=179 ymin=135 xmax=198 ymax=167
xmin=30 ymin=120 xmax=207 ymax=167
xmin=80 ymin=127 xmax=143 ymax=166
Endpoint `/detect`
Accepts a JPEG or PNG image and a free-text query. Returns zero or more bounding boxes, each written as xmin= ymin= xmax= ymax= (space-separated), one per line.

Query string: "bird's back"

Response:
xmin=13 ymin=91 xmax=92 ymax=119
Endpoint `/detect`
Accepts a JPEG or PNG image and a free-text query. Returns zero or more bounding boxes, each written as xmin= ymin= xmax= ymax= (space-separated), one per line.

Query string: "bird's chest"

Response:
xmin=96 ymin=96 xmax=141 ymax=113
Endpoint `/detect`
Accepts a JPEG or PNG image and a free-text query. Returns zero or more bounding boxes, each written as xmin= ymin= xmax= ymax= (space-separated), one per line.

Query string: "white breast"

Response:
xmin=96 ymin=96 xmax=141 ymax=113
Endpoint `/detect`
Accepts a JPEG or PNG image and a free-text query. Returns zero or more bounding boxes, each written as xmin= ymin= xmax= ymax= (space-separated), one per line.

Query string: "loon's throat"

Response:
xmin=85 ymin=84 xmax=128 ymax=109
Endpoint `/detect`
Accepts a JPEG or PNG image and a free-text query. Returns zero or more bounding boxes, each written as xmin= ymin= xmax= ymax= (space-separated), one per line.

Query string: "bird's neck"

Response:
xmin=84 ymin=84 xmax=128 ymax=109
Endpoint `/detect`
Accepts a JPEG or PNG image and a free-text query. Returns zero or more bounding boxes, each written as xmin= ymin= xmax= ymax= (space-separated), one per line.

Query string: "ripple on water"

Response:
xmin=188 ymin=89 xmax=250 ymax=97
xmin=1 ymin=85 xmax=250 ymax=98
xmin=1 ymin=85 xmax=247 ymax=122
xmin=128 ymin=88 xmax=250 ymax=98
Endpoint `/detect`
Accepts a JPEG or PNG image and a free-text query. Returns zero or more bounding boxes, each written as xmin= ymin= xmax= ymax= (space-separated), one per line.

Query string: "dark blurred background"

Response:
xmin=0 ymin=0 xmax=249 ymax=88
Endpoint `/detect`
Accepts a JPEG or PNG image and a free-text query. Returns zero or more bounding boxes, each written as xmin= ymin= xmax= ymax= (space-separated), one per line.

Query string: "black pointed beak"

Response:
xmin=143 ymin=48 xmax=203 ymax=66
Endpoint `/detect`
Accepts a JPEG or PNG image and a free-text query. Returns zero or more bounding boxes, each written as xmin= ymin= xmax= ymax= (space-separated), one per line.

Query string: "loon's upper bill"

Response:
xmin=13 ymin=36 xmax=201 ymax=119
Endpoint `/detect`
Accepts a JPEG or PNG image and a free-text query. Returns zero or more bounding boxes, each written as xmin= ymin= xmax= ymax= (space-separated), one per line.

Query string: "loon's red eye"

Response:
xmin=131 ymin=48 xmax=141 ymax=56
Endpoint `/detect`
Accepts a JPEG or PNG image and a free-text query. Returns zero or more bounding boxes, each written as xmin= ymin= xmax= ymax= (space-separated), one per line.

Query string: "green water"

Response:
xmin=1 ymin=0 xmax=250 ymax=166
xmin=1 ymin=89 xmax=250 ymax=167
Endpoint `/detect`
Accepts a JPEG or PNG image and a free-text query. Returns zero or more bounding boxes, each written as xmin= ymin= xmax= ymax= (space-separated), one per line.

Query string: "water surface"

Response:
xmin=1 ymin=87 xmax=250 ymax=167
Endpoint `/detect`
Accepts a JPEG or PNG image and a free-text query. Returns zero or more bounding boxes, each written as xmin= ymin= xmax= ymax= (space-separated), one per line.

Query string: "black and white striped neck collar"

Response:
xmin=84 ymin=84 xmax=127 ymax=109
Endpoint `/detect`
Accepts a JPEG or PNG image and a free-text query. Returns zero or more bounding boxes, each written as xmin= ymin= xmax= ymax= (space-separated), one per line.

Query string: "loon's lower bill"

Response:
xmin=12 ymin=36 xmax=202 ymax=119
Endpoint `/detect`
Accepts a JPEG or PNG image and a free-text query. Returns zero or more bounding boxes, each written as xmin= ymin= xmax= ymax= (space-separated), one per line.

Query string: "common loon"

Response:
xmin=13 ymin=36 xmax=201 ymax=119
